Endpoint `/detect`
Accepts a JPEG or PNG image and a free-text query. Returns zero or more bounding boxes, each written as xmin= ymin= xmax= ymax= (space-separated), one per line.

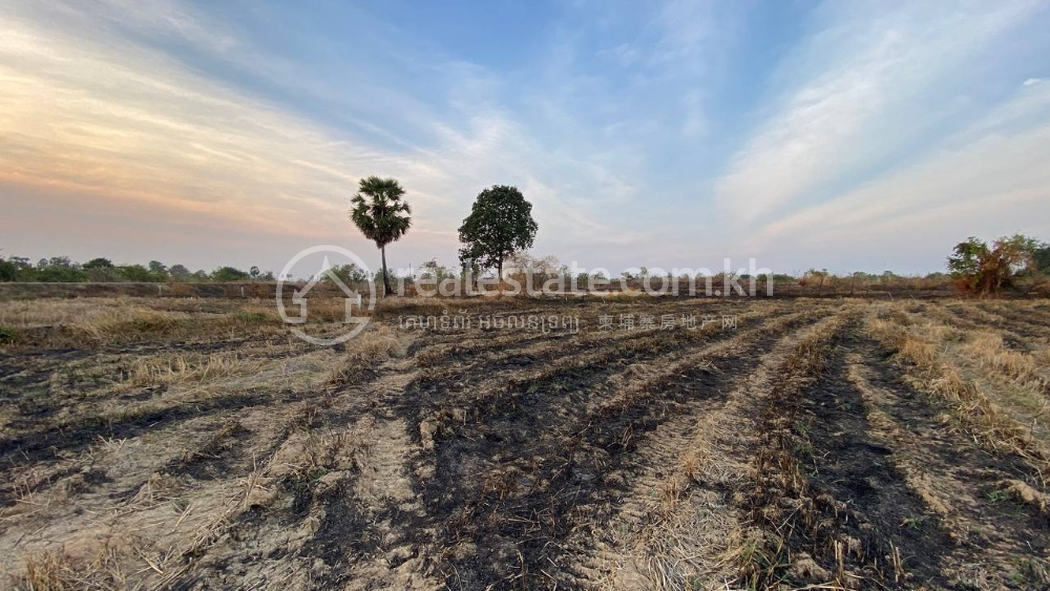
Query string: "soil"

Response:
xmin=2 ymin=296 xmax=1049 ymax=589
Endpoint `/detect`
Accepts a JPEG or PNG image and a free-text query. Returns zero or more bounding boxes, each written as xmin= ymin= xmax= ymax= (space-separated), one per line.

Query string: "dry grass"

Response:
xmin=0 ymin=298 xmax=285 ymax=349
xmin=345 ymin=326 xmax=405 ymax=360
xmin=960 ymin=331 xmax=1047 ymax=384
xmin=123 ymin=352 xmax=265 ymax=387
xmin=325 ymin=326 xmax=406 ymax=385
xmin=15 ymin=545 xmax=132 ymax=591
xmin=732 ymin=315 xmax=852 ymax=588
xmin=69 ymin=307 xmax=183 ymax=343
xmin=6 ymin=296 xmax=1050 ymax=590
xmin=865 ymin=305 xmax=1050 ymax=482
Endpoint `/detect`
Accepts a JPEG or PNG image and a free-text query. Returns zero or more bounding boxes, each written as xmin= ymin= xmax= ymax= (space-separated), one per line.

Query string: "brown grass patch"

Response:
xmin=866 ymin=308 xmax=1050 ymax=482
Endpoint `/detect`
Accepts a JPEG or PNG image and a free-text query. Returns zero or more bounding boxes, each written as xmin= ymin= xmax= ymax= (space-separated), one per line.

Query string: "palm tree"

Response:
xmin=349 ymin=176 xmax=412 ymax=296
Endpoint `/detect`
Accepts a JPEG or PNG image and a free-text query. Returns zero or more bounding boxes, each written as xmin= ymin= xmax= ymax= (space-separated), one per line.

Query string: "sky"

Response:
xmin=1 ymin=0 xmax=1049 ymax=276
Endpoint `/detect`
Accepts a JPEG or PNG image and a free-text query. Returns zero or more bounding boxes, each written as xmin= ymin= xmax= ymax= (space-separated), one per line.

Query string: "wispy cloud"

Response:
xmin=1 ymin=0 xmax=1048 ymax=274
xmin=713 ymin=1 xmax=1043 ymax=228
xmin=747 ymin=78 xmax=1050 ymax=270
xmin=0 ymin=0 xmax=641 ymax=269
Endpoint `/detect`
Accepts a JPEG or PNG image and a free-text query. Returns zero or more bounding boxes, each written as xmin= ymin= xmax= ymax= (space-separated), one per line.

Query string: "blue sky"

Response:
xmin=1 ymin=0 xmax=1049 ymax=276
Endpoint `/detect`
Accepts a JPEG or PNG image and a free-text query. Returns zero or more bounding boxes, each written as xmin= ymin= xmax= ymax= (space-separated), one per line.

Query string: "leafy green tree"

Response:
xmin=0 ymin=258 xmax=15 ymax=282
xmin=349 ymin=176 xmax=412 ymax=296
xmin=148 ymin=260 xmax=168 ymax=279
xmin=458 ymin=185 xmax=538 ymax=286
xmin=168 ymin=264 xmax=192 ymax=281
xmin=1035 ymin=242 xmax=1050 ymax=275
xmin=83 ymin=258 xmax=114 ymax=270
xmin=330 ymin=263 xmax=369 ymax=284
xmin=81 ymin=258 xmax=116 ymax=281
xmin=212 ymin=266 xmax=250 ymax=281
xmin=947 ymin=237 xmax=985 ymax=280
xmin=418 ymin=259 xmax=456 ymax=282
xmin=39 ymin=256 xmax=74 ymax=270
xmin=947 ymin=234 xmax=1039 ymax=295
xmin=6 ymin=257 xmax=34 ymax=281
xmin=117 ymin=264 xmax=154 ymax=282
xmin=87 ymin=267 xmax=120 ymax=282
xmin=34 ymin=256 xmax=86 ymax=282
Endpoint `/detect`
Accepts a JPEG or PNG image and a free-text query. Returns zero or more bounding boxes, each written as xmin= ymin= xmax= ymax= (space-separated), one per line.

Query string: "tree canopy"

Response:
xmin=458 ymin=185 xmax=538 ymax=281
xmin=350 ymin=176 xmax=412 ymax=296
xmin=211 ymin=266 xmax=251 ymax=282
xmin=0 ymin=258 xmax=15 ymax=282
xmin=947 ymin=234 xmax=1041 ymax=295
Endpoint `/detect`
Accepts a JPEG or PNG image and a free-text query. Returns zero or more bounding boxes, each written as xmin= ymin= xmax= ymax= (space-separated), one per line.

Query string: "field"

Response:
xmin=3 ymin=295 xmax=1050 ymax=589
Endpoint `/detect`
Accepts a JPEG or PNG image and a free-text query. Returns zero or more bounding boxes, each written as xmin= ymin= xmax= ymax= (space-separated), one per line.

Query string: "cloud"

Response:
xmin=2 ymin=0 xmax=1048 ymax=275
xmin=0 ymin=6 xmax=430 ymax=236
xmin=0 ymin=0 xmax=644 ymax=270
xmin=597 ymin=43 xmax=639 ymax=68
xmin=746 ymin=79 xmax=1050 ymax=270
xmin=713 ymin=1 xmax=1042 ymax=228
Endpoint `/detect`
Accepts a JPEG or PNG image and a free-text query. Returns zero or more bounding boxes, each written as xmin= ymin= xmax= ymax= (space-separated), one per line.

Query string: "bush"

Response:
xmin=947 ymin=235 xmax=1039 ymax=295
xmin=212 ymin=266 xmax=250 ymax=282
xmin=1036 ymin=244 xmax=1050 ymax=275
xmin=36 ymin=265 xmax=86 ymax=282
xmin=0 ymin=259 xmax=15 ymax=282
xmin=82 ymin=258 xmax=114 ymax=270
xmin=117 ymin=264 xmax=155 ymax=282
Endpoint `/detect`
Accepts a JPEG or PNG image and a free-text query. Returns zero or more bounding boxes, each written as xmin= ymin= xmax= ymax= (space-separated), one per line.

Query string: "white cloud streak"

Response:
xmin=714 ymin=1 xmax=1043 ymax=228
xmin=747 ymin=79 xmax=1050 ymax=269
xmin=1 ymin=0 xmax=1048 ymax=274
xmin=0 ymin=0 xmax=641 ymax=270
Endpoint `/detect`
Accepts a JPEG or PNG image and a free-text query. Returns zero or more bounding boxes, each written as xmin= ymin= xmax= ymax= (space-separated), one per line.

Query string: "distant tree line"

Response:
xmin=0 ymin=255 xmax=274 ymax=283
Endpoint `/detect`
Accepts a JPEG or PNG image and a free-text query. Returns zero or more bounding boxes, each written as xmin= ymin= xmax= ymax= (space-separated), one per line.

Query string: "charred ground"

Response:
xmin=2 ymin=296 xmax=1050 ymax=589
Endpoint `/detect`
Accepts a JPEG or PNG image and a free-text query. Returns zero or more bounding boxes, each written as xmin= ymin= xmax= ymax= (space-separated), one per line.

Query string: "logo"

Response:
xmin=276 ymin=245 xmax=377 ymax=346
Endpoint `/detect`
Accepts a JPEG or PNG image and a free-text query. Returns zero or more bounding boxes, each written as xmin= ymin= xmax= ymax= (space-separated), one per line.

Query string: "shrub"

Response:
xmin=82 ymin=257 xmax=113 ymax=270
xmin=0 ymin=258 xmax=15 ymax=282
xmin=1036 ymin=243 xmax=1050 ymax=275
xmin=947 ymin=235 xmax=1039 ymax=295
xmin=117 ymin=264 xmax=155 ymax=282
xmin=211 ymin=266 xmax=250 ymax=281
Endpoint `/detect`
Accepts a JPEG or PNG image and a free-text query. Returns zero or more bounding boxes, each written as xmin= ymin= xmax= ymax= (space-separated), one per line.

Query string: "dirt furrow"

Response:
xmin=384 ymin=309 xmax=829 ymax=589
xmin=407 ymin=307 xmax=821 ymax=447
xmin=161 ymin=340 xmax=440 ymax=590
xmin=972 ymin=303 xmax=1050 ymax=342
xmin=412 ymin=301 xmax=789 ymax=387
xmin=564 ymin=314 xmax=841 ymax=589
xmin=848 ymin=348 xmax=1050 ymax=589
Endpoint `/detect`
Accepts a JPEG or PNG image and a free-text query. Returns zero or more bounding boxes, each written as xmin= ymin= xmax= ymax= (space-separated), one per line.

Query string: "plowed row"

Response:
xmin=2 ymin=297 xmax=1049 ymax=589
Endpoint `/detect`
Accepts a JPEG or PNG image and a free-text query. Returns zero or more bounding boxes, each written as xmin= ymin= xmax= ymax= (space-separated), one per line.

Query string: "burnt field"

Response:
xmin=2 ymin=296 xmax=1050 ymax=589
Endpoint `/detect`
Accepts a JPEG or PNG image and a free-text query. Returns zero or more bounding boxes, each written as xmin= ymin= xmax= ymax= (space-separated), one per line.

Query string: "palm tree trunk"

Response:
xmin=381 ymin=245 xmax=392 ymax=297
